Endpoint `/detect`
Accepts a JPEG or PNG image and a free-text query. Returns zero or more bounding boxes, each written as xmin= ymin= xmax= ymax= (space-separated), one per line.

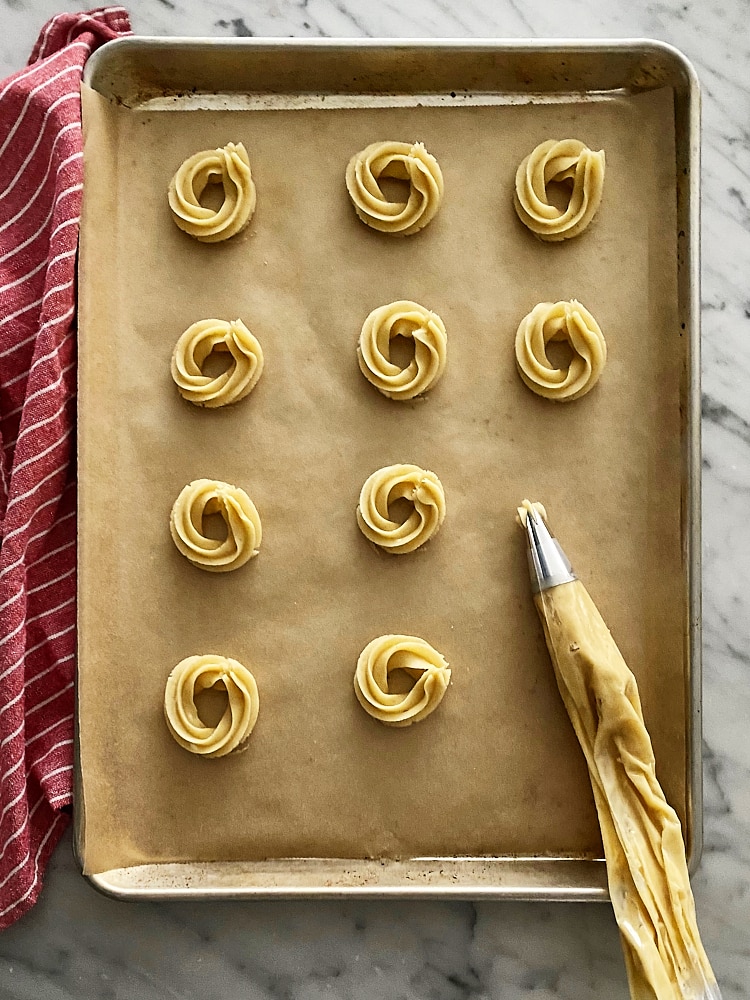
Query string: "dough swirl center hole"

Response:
xmin=194 ymin=684 xmax=229 ymax=728
xmin=388 ymin=495 xmax=414 ymax=525
xmin=388 ymin=333 xmax=417 ymax=370
xmin=377 ymin=175 xmax=410 ymax=204
xmin=545 ymin=337 xmax=575 ymax=371
xmin=544 ymin=178 xmax=572 ymax=212
xmin=198 ymin=179 xmax=226 ymax=213
xmin=387 ymin=667 xmax=417 ymax=695
xmin=201 ymin=510 xmax=229 ymax=542
xmin=201 ymin=348 xmax=234 ymax=379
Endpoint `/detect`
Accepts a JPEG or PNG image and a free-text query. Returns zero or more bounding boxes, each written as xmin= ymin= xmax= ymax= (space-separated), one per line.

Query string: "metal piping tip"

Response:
xmin=521 ymin=502 xmax=577 ymax=594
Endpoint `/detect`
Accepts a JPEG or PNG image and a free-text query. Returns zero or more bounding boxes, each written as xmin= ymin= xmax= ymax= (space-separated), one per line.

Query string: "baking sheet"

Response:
xmin=77 ymin=77 xmax=685 ymax=876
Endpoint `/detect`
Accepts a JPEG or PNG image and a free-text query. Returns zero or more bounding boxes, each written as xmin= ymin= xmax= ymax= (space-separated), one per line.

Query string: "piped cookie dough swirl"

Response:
xmin=346 ymin=141 xmax=444 ymax=236
xmin=357 ymin=464 xmax=446 ymax=555
xmin=358 ymin=300 xmax=447 ymax=400
xmin=514 ymin=139 xmax=605 ymax=241
xmin=515 ymin=299 xmax=606 ymax=402
xmin=171 ymin=318 xmax=264 ymax=408
xmin=170 ymin=479 xmax=262 ymax=572
xmin=164 ymin=654 xmax=259 ymax=757
xmin=168 ymin=142 xmax=256 ymax=242
xmin=354 ymin=634 xmax=451 ymax=727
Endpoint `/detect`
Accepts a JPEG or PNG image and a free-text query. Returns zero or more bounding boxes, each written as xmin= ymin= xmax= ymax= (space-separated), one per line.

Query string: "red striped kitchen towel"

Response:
xmin=0 ymin=7 xmax=131 ymax=928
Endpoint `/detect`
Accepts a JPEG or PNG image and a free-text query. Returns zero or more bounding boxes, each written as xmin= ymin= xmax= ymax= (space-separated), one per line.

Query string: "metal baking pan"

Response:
xmin=77 ymin=37 xmax=701 ymax=901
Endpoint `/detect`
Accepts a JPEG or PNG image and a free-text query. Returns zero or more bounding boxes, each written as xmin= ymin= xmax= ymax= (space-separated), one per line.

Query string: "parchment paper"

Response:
xmin=78 ymin=83 xmax=685 ymax=873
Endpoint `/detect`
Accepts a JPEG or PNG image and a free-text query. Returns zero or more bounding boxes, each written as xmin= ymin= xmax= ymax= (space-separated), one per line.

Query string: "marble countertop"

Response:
xmin=1 ymin=1 xmax=749 ymax=997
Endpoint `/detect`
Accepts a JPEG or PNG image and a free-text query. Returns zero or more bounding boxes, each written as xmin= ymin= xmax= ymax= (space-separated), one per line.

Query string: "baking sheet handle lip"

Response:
xmin=82 ymin=34 xmax=701 ymax=92
xmin=82 ymin=34 xmax=700 ymax=51
xmin=685 ymin=51 xmax=703 ymax=877
xmin=83 ymin=870 xmax=611 ymax=904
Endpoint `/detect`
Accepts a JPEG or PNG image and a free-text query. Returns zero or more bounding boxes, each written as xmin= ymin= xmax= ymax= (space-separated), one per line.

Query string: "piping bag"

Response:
xmin=518 ymin=500 xmax=720 ymax=1000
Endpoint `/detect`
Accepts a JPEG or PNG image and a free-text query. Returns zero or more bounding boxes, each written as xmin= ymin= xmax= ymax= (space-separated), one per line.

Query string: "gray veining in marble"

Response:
xmin=0 ymin=0 xmax=749 ymax=997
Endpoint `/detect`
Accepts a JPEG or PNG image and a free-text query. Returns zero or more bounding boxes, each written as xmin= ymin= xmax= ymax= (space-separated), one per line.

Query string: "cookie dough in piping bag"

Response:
xmin=519 ymin=500 xmax=720 ymax=1000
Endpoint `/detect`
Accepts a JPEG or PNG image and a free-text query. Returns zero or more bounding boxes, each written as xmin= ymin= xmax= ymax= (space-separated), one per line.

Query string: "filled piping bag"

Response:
xmin=518 ymin=500 xmax=720 ymax=1000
